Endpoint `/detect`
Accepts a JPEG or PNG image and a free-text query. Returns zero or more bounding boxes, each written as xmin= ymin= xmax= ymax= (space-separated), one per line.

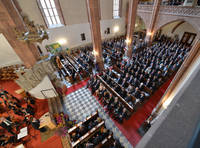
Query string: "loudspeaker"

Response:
xmin=107 ymin=28 xmax=110 ymax=34
xmin=81 ymin=33 xmax=86 ymax=41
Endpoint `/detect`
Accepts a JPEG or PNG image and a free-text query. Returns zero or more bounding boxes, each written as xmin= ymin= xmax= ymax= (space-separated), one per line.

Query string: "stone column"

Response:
xmin=145 ymin=0 xmax=162 ymax=44
xmin=126 ymin=0 xmax=139 ymax=58
xmin=86 ymin=0 xmax=104 ymax=71
xmin=0 ymin=0 xmax=40 ymax=68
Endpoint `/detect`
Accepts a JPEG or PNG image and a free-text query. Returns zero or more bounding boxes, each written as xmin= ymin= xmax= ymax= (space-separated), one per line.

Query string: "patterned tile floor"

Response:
xmin=63 ymin=87 xmax=133 ymax=148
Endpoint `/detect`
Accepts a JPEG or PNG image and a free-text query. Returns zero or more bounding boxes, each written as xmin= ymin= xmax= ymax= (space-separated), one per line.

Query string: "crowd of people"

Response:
xmin=55 ymin=55 xmax=79 ymax=82
xmin=85 ymin=35 xmax=191 ymax=124
xmin=54 ymin=36 xmax=127 ymax=82
xmin=87 ymin=76 xmax=130 ymax=123
xmin=113 ymin=38 xmax=190 ymax=107
xmin=75 ymin=47 xmax=94 ymax=74
xmin=83 ymin=127 xmax=123 ymax=148
xmin=0 ymin=91 xmax=42 ymax=146
xmin=70 ymin=116 xmax=102 ymax=143
xmin=69 ymin=112 xmax=123 ymax=148
xmin=102 ymin=36 xmax=125 ymax=66
xmin=51 ymin=34 xmax=192 ymax=147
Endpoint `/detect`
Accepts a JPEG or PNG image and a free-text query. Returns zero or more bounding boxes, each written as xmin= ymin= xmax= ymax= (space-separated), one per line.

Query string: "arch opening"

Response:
xmin=133 ymin=15 xmax=147 ymax=40
xmin=154 ymin=20 xmax=198 ymax=45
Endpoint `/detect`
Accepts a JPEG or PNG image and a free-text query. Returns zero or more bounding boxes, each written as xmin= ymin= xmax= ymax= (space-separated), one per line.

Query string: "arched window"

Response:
xmin=37 ymin=0 xmax=65 ymax=28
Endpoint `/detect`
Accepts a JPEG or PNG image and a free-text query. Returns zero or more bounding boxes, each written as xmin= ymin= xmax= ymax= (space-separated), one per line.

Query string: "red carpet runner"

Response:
xmin=93 ymin=76 xmax=174 ymax=146
xmin=0 ymin=75 xmax=173 ymax=148
xmin=64 ymin=76 xmax=173 ymax=147
xmin=112 ymin=76 xmax=173 ymax=146
xmin=0 ymin=80 xmax=62 ymax=148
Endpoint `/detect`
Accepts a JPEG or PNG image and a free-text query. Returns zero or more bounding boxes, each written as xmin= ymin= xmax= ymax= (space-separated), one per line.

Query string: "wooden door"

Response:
xmin=181 ymin=32 xmax=196 ymax=45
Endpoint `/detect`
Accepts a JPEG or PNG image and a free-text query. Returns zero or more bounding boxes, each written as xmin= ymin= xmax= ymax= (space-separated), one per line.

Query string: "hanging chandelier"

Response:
xmin=14 ymin=16 xmax=49 ymax=43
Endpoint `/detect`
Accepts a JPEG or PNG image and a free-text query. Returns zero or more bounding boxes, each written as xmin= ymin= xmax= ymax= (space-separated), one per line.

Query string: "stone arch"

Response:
xmin=154 ymin=16 xmax=200 ymax=35
xmin=136 ymin=15 xmax=146 ymax=29
xmin=134 ymin=15 xmax=147 ymax=33
xmin=137 ymin=12 xmax=151 ymax=31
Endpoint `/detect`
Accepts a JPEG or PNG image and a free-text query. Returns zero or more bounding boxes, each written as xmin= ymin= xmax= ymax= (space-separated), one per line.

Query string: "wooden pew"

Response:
xmin=97 ymin=75 xmax=134 ymax=112
xmin=104 ymin=47 xmax=112 ymax=55
xmin=70 ymin=55 xmax=90 ymax=77
xmin=68 ymin=111 xmax=98 ymax=134
xmin=103 ymin=46 xmax=123 ymax=64
xmin=62 ymin=54 xmax=78 ymax=72
xmin=68 ymin=54 xmax=91 ymax=76
xmin=71 ymin=121 xmax=105 ymax=147
xmin=95 ymin=134 xmax=114 ymax=148
xmin=60 ymin=59 xmax=74 ymax=83
xmin=112 ymin=66 xmax=153 ymax=95
xmin=62 ymin=54 xmax=81 ymax=82
xmin=104 ymin=72 xmax=137 ymax=103
xmin=66 ymin=54 xmax=80 ymax=70
xmin=112 ymin=65 xmax=122 ymax=74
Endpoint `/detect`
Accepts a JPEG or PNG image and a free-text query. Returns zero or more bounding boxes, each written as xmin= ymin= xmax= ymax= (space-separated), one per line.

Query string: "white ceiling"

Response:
xmin=0 ymin=34 xmax=22 ymax=68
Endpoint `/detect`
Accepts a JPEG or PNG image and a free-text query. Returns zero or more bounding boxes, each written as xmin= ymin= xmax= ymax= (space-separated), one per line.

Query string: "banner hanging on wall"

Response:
xmin=45 ymin=43 xmax=62 ymax=54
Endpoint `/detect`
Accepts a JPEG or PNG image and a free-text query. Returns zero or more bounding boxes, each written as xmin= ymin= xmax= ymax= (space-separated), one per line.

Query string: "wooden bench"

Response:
xmin=97 ymin=75 xmax=134 ymax=112
xmin=71 ymin=121 xmax=105 ymax=147
xmin=70 ymin=55 xmax=90 ymax=77
xmin=68 ymin=111 xmax=98 ymax=134
xmin=112 ymin=66 xmax=153 ymax=95
xmin=62 ymin=54 xmax=78 ymax=71
xmin=62 ymin=54 xmax=81 ymax=82
xmin=103 ymin=72 xmax=137 ymax=103
xmin=95 ymin=134 xmax=114 ymax=148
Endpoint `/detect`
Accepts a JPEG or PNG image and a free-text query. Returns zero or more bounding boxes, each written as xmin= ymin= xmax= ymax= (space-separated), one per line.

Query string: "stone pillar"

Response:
xmin=126 ymin=0 xmax=139 ymax=58
xmin=145 ymin=0 xmax=162 ymax=44
xmin=0 ymin=0 xmax=40 ymax=68
xmin=86 ymin=0 xmax=104 ymax=71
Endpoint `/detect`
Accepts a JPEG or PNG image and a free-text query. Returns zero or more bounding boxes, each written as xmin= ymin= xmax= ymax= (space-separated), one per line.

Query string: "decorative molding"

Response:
xmin=159 ymin=6 xmax=200 ymax=17
xmin=171 ymin=21 xmax=185 ymax=33
xmin=138 ymin=4 xmax=153 ymax=12
xmin=15 ymin=59 xmax=56 ymax=91
xmin=138 ymin=5 xmax=200 ymax=18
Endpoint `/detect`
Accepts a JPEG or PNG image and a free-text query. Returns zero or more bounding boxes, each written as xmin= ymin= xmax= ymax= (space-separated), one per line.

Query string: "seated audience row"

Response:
xmin=69 ymin=112 xmax=124 ymax=148
xmin=87 ymin=76 xmax=131 ymax=123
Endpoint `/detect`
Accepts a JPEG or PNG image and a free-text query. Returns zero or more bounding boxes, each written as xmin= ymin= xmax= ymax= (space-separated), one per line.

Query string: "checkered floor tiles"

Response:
xmin=63 ymin=87 xmax=133 ymax=148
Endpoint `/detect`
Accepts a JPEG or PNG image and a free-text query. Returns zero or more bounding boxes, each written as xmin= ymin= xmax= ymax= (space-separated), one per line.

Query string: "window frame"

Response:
xmin=113 ymin=0 xmax=122 ymax=19
xmin=37 ymin=0 xmax=65 ymax=28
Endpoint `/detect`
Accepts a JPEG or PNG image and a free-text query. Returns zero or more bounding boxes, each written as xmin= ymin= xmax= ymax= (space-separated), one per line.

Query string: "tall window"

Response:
xmin=113 ymin=0 xmax=121 ymax=19
xmin=37 ymin=0 xmax=65 ymax=28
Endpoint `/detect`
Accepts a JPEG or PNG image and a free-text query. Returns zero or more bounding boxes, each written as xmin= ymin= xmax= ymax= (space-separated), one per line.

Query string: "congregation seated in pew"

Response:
xmin=68 ymin=111 xmax=124 ymax=148
xmin=85 ymin=35 xmax=191 ymax=126
xmin=87 ymin=76 xmax=131 ymax=123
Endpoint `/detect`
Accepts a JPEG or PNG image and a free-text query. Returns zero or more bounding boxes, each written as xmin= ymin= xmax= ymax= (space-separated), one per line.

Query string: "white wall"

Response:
xmin=16 ymin=0 xmax=127 ymax=55
xmin=29 ymin=76 xmax=57 ymax=99
xmin=38 ymin=18 xmax=126 ymax=54
xmin=161 ymin=21 xmax=197 ymax=40
xmin=134 ymin=16 xmax=146 ymax=32
xmin=0 ymin=34 xmax=22 ymax=67
xmin=17 ymin=0 xmax=45 ymax=26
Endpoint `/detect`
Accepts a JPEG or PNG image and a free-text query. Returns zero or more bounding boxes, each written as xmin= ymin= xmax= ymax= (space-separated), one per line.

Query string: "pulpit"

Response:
xmin=39 ymin=112 xmax=56 ymax=129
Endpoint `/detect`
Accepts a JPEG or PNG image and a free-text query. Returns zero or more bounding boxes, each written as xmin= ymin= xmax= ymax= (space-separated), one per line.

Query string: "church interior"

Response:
xmin=0 ymin=0 xmax=200 ymax=148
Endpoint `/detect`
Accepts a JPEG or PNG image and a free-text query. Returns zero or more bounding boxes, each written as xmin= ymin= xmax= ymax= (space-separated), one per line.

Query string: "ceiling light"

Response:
xmin=113 ymin=26 xmax=119 ymax=33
